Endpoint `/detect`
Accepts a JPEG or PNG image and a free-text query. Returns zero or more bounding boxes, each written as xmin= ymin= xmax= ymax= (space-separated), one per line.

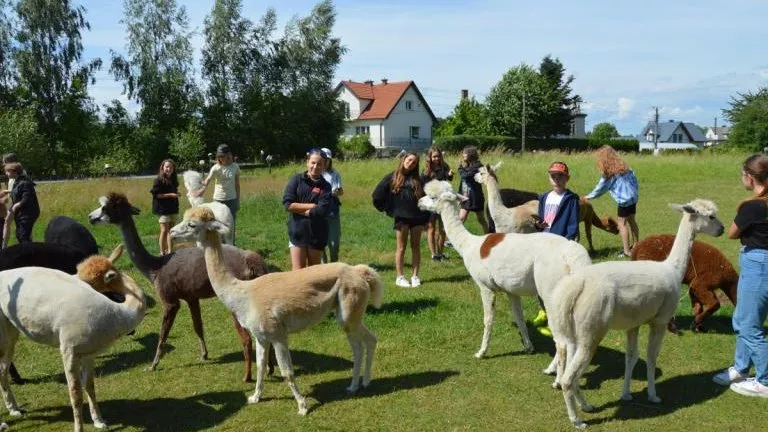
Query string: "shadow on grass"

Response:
xmin=367 ymin=262 xmax=394 ymax=272
xmin=309 ymin=370 xmax=460 ymax=410
xmin=586 ymin=369 xmax=728 ymax=426
xmin=429 ymin=273 xmax=471 ymax=284
xmin=215 ymin=349 xmax=353 ymax=375
xmin=369 ymin=297 xmax=440 ymax=316
xmin=23 ymin=390 xmax=245 ymax=432
xmin=670 ymin=315 xmax=736 ymax=335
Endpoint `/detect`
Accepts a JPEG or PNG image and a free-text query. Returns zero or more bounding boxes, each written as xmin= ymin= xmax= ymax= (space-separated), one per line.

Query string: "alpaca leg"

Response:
xmin=345 ymin=332 xmax=363 ymax=393
xmin=248 ymin=339 xmax=270 ymax=404
xmin=0 ymin=325 xmax=21 ymax=416
xmin=620 ymin=327 xmax=640 ymax=401
xmin=645 ymin=323 xmax=667 ymax=403
xmin=187 ymin=299 xmax=208 ymax=361
xmin=148 ymin=301 xmax=181 ymax=371
xmin=474 ymin=285 xmax=496 ymax=358
xmin=561 ymin=342 xmax=596 ymax=429
xmin=692 ymin=287 xmax=720 ymax=331
xmin=508 ymin=294 xmax=534 ymax=354
xmin=584 ymin=219 xmax=595 ymax=252
xmin=360 ymin=324 xmax=378 ymax=388
xmin=61 ymin=350 xmax=84 ymax=432
xmin=8 ymin=363 xmax=24 ymax=385
xmin=552 ymin=339 xmax=567 ymax=389
xmin=81 ymin=357 xmax=106 ymax=429
xmin=272 ymin=340 xmax=308 ymax=415
xmin=231 ymin=314 xmax=253 ymax=382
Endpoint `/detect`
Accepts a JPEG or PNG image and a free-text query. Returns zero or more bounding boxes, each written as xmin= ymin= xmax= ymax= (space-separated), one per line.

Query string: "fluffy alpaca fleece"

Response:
xmin=182 ymin=170 xmax=234 ymax=245
xmin=170 ymin=206 xmax=383 ymax=415
xmin=0 ymin=254 xmax=146 ymax=432
xmin=549 ymin=199 xmax=724 ymax=429
xmin=419 ymin=180 xmax=592 ymax=380
xmin=631 ymin=234 xmax=738 ymax=332
xmin=475 ymin=163 xmax=539 ymax=233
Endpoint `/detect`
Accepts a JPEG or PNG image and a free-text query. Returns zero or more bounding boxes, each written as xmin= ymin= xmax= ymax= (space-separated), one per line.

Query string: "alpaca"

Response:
xmin=418 ymin=180 xmax=592 ymax=377
xmin=492 ymin=184 xmax=620 ymax=250
xmin=169 ymin=206 xmax=383 ymax=415
xmin=631 ymin=234 xmax=738 ymax=332
xmin=549 ymin=200 xmax=724 ymax=429
xmin=182 ymin=170 xmax=234 ymax=245
xmin=474 ymin=163 xmax=540 ymax=233
xmin=44 ymin=216 xmax=99 ymax=256
xmin=88 ymin=193 xmax=266 ymax=382
xmin=0 ymin=251 xmax=146 ymax=432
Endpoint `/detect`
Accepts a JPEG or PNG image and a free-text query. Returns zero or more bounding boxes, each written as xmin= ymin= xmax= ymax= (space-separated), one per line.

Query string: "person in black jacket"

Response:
xmin=150 ymin=159 xmax=180 ymax=255
xmin=372 ymin=151 xmax=429 ymax=288
xmin=2 ymin=162 xmax=39 ymax=244
xmin=458 ymin=146 xmax=489 ymax=233
xmin=422 ymin=146 xmax=453 ymax=262
xmin=283 ymin=148 xmax=333 ymax=270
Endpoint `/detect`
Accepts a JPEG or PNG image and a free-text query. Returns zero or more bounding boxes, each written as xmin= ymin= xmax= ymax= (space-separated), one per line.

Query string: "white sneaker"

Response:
xmin=731 ymin=378 xmax=768 ymax=398
xmin=410 ymin=275 xmax=421 ymax=287
xmin=713 ymin=366 xmax=748 ymax=386
xmin=395 ymin=276 xmax=411 ymax=288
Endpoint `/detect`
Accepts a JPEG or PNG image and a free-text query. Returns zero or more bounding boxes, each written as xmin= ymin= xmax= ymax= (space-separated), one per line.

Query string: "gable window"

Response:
xmin=355 ymin=126 xmax=370 ymax=135
xmin=410 ymin=126 xmax=420 ymax=139
xmin=405 ymin=100 xmax=413 ymax=110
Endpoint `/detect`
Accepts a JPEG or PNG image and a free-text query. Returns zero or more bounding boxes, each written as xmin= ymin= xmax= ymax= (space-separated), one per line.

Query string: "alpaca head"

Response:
xmin=170 ymin=206 xmax=230 ymax=243
xmin=474 ymin=162 xmax=502 ymax=185
xmin=604 ymin=216 xmax=620 ymax=234
xmin=77 ymin=244 xmax=124 ymax=295
xmin=419 ymin=180 xmax=462 ymax=213
xmin=88 ymin=193 xmax=140 ymax=225
xmin=183 ymin=170 xmax=205 ymax=206
xmin=669 ymin=199 xmax=725 ymax=237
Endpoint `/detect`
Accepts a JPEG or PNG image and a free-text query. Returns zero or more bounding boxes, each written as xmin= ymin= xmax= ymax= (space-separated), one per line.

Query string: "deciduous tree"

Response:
xmin=724 ymin=87 xmax=768 ymax=151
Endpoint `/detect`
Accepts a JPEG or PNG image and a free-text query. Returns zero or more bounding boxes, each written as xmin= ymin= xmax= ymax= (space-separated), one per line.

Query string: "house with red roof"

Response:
xmin=335 ymin=79 xmax=436 ymax=151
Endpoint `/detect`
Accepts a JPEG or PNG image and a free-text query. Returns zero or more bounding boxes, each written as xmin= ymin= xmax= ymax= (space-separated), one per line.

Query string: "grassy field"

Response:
xmin=5 ymin=150 xmax=766 ymax=431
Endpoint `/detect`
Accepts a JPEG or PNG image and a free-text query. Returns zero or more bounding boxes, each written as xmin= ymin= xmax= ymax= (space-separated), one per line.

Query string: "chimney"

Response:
xmin=364 ymin=79 xmax=374 ymax=85
xmin=461 ymin=89 xmax=469 ymax=100
xmin=381 ymin=78 xmax=388 ymax=85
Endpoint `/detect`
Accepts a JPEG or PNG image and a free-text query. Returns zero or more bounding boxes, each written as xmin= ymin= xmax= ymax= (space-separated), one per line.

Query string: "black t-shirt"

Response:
xmin=282 ymin=172 xmax=332 ymax=249
xmin=734 ymin=199 xmax=768 ymax=248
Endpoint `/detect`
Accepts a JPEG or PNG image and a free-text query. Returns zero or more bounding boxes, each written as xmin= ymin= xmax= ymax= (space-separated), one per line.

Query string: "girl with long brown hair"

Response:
xmin=458 ymin=146 xmax=489 ymax=233
xmin=422 ymin=146 xmax=453 ymax=261
xmin=584 ymin=145 xmax=639 ymax=257
xmin=372 ymin=151 xmax=429 ymax=287
xmin=150 ymin=159 xmax=179 ymax=255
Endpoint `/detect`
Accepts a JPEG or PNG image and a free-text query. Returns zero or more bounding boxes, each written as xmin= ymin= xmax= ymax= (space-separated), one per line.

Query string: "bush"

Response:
xmin=338 ymin=134 xmax=375 ymax=159
xmin=169 ymin=122 xmax=205 ymax=169
xmin=434 ymin=135 xmax=639 ymax=153
xmin=0 ymin=108 xmax=48 ymax=176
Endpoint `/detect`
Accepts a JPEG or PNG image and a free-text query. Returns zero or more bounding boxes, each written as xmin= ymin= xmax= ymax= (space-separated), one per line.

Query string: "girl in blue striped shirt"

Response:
xmin=584 ymin=145 xmax=639 ymax=257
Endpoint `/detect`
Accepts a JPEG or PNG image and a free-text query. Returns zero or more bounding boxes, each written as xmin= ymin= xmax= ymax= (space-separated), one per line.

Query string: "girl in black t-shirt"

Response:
xmin=283 ymin=149 xmax=332 ymax=270
xmin=372 ymin=151 xmax=429 ymax=288
xmin=422 ymin=146 xmax=453 ymax=262
xmin=457 ymin=146 xmax=489 ymax=233
xmin=150 ymin=159 xmax=180 ymax=255
xmin=714 ymin=153 xmax=768 ymax=397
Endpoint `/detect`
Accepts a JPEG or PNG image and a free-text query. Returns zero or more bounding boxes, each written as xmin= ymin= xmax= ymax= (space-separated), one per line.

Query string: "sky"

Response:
xmin=81 ymin=0 xmax=768 ymax=136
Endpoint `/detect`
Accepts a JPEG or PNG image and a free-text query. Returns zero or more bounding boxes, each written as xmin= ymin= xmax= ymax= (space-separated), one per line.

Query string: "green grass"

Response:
xmin=6 ymin=151 xmax=767 ymax=431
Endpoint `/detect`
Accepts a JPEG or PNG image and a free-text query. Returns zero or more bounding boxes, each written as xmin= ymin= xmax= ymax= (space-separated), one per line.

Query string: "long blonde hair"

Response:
xmin=391 ymin=152 xmax=423 ymax=197
xmin=594 ymin=145 xmax=629 ymax=178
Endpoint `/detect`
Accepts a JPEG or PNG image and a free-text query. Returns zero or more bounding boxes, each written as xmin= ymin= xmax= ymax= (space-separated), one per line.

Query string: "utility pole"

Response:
xmin=521 ymin=92 xmax=526 ymax=154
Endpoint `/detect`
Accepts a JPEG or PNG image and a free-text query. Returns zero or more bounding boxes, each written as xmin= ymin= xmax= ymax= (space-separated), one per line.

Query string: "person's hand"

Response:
xmin=190 ymin=188 xmax=204 ymax=198
xmin=448 ymin=169 xmax=454 ymax=177
xmin=303 ymin=209 xmax=311 ymax=217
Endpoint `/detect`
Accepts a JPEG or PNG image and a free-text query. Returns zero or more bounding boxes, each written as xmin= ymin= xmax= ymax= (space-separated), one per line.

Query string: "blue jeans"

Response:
xmin=322 ymin=213 xmax=341 ymax=263
xmin=733 ymin=247 xmax=768 ymax=385
xmin=216 ymin=199 xmax=239 ymax=244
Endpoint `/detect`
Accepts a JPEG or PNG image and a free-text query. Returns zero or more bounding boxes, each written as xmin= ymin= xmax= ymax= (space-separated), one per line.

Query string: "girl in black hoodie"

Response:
xmin=150 ymin=159 xmax=180 ymax=255
xmin=4 ymin=162 xmax=39 ymax=244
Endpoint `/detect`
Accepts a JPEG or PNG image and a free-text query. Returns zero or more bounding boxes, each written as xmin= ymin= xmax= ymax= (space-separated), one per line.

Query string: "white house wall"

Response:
xmin=337 ymin=86 xmax=370 ymax=119
xmin=341 ymin=119 xmax=383 ymax=147
xmin=381 ymin=87 xmax=433 ymax=149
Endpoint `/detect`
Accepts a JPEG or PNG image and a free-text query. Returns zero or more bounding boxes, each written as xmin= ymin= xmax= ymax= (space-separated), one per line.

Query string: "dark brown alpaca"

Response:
xmin=88 ymin=192 xmax=267 ymax=381
xmin=631 ymin=234 xmax=738 ymax=332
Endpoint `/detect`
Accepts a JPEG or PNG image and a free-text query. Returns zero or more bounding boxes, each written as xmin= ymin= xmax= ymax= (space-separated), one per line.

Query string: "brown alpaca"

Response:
xmin=578 ymin=196 xmax=620 ymax=251
xmin=89 ymin=193 xmax=268 ymax=381
xmin=631 ymin=234 xmax=738 ymax=332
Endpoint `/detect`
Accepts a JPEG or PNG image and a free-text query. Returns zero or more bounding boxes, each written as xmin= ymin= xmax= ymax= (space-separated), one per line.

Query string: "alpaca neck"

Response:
xmin=439 ymin=200 xmax=476 ymax=257
xmin=664 ymin=214 xmax=696 ymax=283
xmin=201 ymin=230 xmax=246 ymax=312
xmin=118 ymin=214 xmax=163 ymax=280
xmin=485 ymin=177 xmax=505 ymax=216
xmin=117 ymin=274 xmax=147 ymax=317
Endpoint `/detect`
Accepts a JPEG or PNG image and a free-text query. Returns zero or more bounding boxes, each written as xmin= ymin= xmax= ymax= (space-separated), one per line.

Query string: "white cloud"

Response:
xmin=617 ymin=97 xmax=635 ymax=120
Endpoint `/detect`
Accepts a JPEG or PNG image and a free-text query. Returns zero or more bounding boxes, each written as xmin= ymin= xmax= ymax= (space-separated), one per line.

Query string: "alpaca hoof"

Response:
xmin=648 ymin=395 xmax=661 ymax=403
xmin=144 ymin=364 xmax=157 ymax=372
xmin=572 ymin=420 xmax=588 ymax=429
xmin=542 ymin=366 xmax=557 ymax=376
xmin=94 ymin=420 xmax=108 ymax=429
xmin=243 ymin=376 xmax=254 ymax=383
xmin=551 ymin=381 xmax=562 ymax=390
xmin=200 ymin=353 xmax=209 ymax=361
xmin=473 ymin=351 xmax=485 ymax=359
xmin=620 ymin=393 xmax=633 ymax=401
xmin=691 ymin=324 xmax=705 ymax=333
xmin=9 ymin=408 xmax=23 ymax=417
xmin=524 ymin=346 xmax=535 ymax=354
xmin=247 ymin=394 xmax=260 ymax=404
xmin=297 ymin=404 xmax=308 ymax=416
xmin=346 ymin=385 xmax=359 ymax=394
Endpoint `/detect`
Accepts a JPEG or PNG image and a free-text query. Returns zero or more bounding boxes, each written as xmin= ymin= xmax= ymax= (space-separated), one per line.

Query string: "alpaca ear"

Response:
xmin=130 ymin=205 xmax=141 ymax=215
xmin=108 ymin=244 xmax=124 ymax=263
xmin=104 ymin=270 xmax=119 ymax=283
xmin=492 ymin=161 xmax=503 ymax=171
xmin=669 ymin=203 xmax=696 ymax=214
xmin=455 ymin=193 xmax=469 ymax=202
xmin=98 ymin=196 xmax=108 ymax=207
xmin=682 ymin=205 xmax=697 ymax=214
xmin=206 ymin=220 xmax=230 ymax=235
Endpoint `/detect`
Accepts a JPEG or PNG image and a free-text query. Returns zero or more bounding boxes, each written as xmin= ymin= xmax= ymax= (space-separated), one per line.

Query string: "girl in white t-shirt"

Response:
xmin=195 ymin=144 xmax=241 ymax=242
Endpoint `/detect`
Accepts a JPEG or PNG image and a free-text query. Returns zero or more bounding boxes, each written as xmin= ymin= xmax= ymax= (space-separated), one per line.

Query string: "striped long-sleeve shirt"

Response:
xmin=585 ymin=169 xmax=639 ymax=207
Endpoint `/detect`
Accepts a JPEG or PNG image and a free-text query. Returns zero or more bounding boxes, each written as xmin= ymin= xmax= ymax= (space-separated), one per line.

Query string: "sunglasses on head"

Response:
xmin=307 ymin=148 xmax=328 ymax=159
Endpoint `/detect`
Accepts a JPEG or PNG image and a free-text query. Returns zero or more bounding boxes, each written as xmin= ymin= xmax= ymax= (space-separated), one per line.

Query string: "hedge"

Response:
xmin=433 ymin=135 xmax=639 ymax=153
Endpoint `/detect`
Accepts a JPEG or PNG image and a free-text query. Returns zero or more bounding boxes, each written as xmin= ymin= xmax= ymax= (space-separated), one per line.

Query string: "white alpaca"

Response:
xmin=0 ymin=248 xmax=146 ymax=432
xmin=474 ymin=163 xmax=539 ymax=233
xmin=550 ymin=199 xmax=724 ymax=429
xmin=182 ymin=170 xmax=234 ymax=245
xmin=170 ymin=206 xmax=383 ymax=415
xmin=418 ymin=180 xmax=591 ymax=376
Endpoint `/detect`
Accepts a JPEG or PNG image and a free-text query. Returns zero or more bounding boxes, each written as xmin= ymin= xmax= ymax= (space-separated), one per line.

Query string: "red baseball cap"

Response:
xmin=548 ymin=161 xmax=569 ymax=176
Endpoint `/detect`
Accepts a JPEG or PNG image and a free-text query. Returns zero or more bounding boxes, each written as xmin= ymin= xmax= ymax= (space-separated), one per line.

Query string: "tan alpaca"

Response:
xmin=170 ymin=207 xmax=383 ymax=415
xmin=0 ymin=248 xmax=146 ymax=432
xmin=474 ymin=163 xmax=540 ymax=233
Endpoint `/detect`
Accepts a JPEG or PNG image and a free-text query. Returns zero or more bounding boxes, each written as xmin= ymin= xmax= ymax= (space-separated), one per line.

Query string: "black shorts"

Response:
xmin=394 ymin=216 xmax=428 ymax=230
xmin=617 ymin=203 xmax=637 ymax=218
